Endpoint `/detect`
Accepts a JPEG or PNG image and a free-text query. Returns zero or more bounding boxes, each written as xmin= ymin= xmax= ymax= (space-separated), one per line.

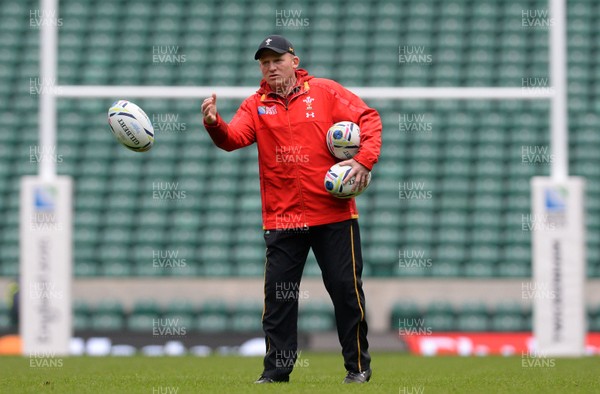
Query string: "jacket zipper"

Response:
xmin=263 ymin=89 xmax=310 ymax=229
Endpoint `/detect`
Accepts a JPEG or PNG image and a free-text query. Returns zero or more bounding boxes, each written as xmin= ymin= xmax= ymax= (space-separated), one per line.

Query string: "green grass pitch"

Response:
xmin=2 ymin=352 xmax=599 ymax=393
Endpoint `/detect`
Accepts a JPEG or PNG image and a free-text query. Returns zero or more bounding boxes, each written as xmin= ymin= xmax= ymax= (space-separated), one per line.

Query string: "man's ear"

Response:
xmin=292 ymin=56 xmax=300 ymax=69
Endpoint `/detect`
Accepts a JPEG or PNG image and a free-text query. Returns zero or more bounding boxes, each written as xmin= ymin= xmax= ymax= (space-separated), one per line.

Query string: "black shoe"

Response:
xmin=254 ymin=375 xmax=290 ymax=384
xmin=342 ymin=369 xmax=372 ymax=383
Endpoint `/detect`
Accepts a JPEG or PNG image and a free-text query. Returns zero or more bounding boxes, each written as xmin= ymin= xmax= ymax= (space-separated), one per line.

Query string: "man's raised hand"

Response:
xmin=202 ymin=93 xmax=218 ymax=124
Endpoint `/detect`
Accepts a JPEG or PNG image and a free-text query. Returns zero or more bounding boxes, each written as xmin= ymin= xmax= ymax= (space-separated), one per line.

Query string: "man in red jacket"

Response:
xmin=202 ymin=35 xmax=381 ymax=384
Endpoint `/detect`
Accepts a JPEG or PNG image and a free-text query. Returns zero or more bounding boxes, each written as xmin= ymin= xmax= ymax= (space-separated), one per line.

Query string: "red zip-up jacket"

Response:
xmin=203 ymin=69 xmax=382 ymax=230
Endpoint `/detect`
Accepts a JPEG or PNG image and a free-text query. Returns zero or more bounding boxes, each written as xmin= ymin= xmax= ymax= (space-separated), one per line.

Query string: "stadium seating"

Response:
xmin=1 ymin=293 xmax=599 ymax=334
xmin=89 ymin=299 xmax=126 ymax=331
xmin=195 ymin=300 xmax=230 ymax=332
xmin=390 ymin=300 xmax=593 ymax=332
xmin=0 ymin=0 xmax=598 ymax=288
xmin=55 ymin=298 xmax=337 ymax=334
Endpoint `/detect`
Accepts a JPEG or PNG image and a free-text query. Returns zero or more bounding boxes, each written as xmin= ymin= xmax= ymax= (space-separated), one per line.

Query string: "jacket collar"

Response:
xmin=257 ymin=69 xmax=313 ymax=101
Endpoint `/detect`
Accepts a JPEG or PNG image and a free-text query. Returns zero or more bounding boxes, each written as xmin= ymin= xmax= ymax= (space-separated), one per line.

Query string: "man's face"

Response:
xmin=258 ymin=51 xmax=299 ymax=91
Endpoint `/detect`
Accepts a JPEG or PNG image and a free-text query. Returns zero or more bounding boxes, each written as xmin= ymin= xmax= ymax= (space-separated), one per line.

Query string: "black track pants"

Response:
xmin=261 ymin=219 xmax=370 ymax=378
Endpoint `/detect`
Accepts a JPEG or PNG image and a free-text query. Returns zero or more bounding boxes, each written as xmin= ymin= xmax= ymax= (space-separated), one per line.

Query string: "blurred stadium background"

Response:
xmin=1 ymin=0 xmax=600 ymax=356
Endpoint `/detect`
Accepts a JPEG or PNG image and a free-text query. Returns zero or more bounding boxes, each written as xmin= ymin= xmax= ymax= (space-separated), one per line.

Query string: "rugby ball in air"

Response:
xmin=326 ymin=121 xmax=360 ymax=160
xmin=324 ymin=163 xmax=371 ymax=199
xmin=108 ymin=100 xmax=154 ymax=152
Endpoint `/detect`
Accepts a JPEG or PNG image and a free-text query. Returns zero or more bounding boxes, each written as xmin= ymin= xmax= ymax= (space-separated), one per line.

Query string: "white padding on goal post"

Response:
xmin=20 ymin=176 xmax=73 ymax=356
xmin=531 ymin=176 xmax=586 ymax=356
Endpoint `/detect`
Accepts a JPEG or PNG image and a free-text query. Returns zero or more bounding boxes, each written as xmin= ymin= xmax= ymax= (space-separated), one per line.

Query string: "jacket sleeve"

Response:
xmin=325 ymin=81 xmax=382 ymax=171
xmin=203 ymin=98 xmax=256 ymax=152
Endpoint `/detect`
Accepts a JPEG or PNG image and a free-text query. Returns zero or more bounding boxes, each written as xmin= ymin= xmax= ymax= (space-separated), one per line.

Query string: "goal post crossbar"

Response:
xmin=54 ymin=86 xmax=554 ymax=100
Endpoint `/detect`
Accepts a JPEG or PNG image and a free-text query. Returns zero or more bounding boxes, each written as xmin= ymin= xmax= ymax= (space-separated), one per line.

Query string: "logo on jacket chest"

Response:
xmin=303 ymin=96 xmax=316 ymax=118
xmin=303 ymin=96 xmax=314 ymax=110
xmin=258 ymin=105 xmax=278 ymax=115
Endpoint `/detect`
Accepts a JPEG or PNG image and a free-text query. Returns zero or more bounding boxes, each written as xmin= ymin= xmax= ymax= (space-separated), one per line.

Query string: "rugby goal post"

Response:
xmin=23 ymin=0 xmax=583 ymax=356
xmin=529 ymin=0 xmax=586 ymax=357
xmin=20 ymin=0 xmax=72 ymax=356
